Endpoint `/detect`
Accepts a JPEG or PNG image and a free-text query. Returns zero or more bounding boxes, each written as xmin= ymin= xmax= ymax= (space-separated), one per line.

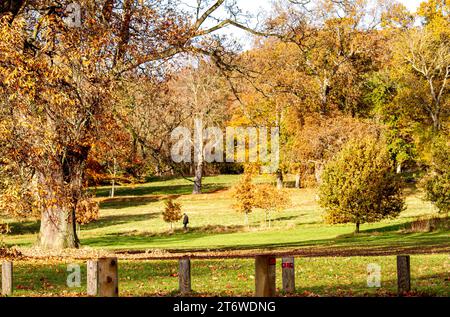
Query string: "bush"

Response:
xmin=419 ymin=136 xmax=449 ymax=214
xmin=162 ymin=199 xmax=183 ymax=230
xmin=319 ymin=137 xmax=405 ymax=233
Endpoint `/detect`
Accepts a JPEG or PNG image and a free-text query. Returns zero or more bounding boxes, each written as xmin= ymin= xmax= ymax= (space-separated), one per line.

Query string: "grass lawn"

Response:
xmin=1 ymin=174 xmax=449 ymax=297
xmin=3 ymin=175 xmax=448 ymax=254
xmin=5 ymin=254 xmax=449 ymax=297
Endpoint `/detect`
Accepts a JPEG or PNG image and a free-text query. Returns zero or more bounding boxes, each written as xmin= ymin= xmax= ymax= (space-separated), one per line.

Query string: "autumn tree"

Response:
xmin=419 ymin=136 xmax=450 ymax=214
xmin=162 ymin=199 xmax=183 ymax=231
xmin=319 ymin=136 xmax=405 ymax=233
xmin=289 ymin=115 xmax=380 ymax=184
xmin=254 ymin=184 xmax=291 ymax=228
xmin=363 ymin=72 xmax=417 ymax=174
xmin=0 ymin=0 xmax=269 ymax=250
xmin=232 ymin=166 xmax=258 ymax=226
xmin=391 ymin=1 xmax=449 ymax=133
xmin=113 ymin=77 xmax=188 ymax=179
xmin=170 ymin=62 xmax=232 ymax=194
xmin=228 ymin=0 xmax=393 ymax=187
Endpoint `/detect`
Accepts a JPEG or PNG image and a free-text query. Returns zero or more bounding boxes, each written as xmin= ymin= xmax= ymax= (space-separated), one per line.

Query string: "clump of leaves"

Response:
xmin=254 ymin=184 xmax=291 ymax=228
xmin=319 ymin=136 xmax=405 ymax=233
xmin=75 ymin=198 xmax=99 ymax=225
xmin=0 ymin=221 xmax=10 ymax=234
xmin=162 ymin=199 xmax=183 ymax=231
xmin=0 ymin=243 xmax=22 ymax=259
xmin=419 ymin=136 xmax=449 ymax=214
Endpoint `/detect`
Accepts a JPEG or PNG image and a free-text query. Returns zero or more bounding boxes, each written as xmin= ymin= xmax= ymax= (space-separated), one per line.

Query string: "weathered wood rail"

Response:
xmin=1 ymin=254 xmax=414 ymax=297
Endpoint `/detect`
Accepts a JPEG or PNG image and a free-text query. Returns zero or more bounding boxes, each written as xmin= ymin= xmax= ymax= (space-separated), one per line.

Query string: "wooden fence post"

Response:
xmin=179 ymin=257 xmax=191 ymax=295
xmin=255 ymin=255 xmax=276 ymax=297
xmin=87 ymin=260 xmax=99 ymax=296
xmin=2 ymin=261 xmax=13 ymax=296
xmin=397 ymin=255 xmax=411 ymax=295
xmin=98 ymin=257 xmax=118 ymax=297
xmin=282 ymin=257 xmax=295 ymax=294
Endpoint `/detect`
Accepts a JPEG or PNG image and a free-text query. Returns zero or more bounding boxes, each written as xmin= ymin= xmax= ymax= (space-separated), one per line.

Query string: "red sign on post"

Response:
xmin=282 ymin=262 xmax=294 ymax=269
xmin=269 ymin=257 xmax=276 ymax=265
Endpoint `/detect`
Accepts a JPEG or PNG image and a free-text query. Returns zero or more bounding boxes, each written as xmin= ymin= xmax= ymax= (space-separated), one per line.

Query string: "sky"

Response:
xmin=234 ymin=0 xmax=423 ymax=15
xmin=203 ymin=0 xmax=424 ymax=48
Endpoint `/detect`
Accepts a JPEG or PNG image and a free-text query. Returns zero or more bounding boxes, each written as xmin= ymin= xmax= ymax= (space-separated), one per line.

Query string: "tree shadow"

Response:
xmin=92 ymin=184 xmax=227 ymax=198
xmin=82 ymin=212 xmax=160 ymax=230
xmin=100 ymin=195 xmax=181 ymax=210
xmin=291 ymin=272 xmax=448 ymax=297
xmin=7 ymin=220 xmax=41 ymax=235
xmin=112 ymin=224 xmax=247 ymax=238
xmin=273 ymin=215 xmax=301 ymax=222
xmin=360 ymin=223 xmax=408 ymax=233
xmin=81 ymin=223 xmax=450 ymax=255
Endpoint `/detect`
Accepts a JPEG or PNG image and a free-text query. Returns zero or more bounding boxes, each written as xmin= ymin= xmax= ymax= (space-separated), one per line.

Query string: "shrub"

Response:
xmin=319 ymin=137 xmax=405 ymax=233
xmin=419 ymin=136 xmax=449 ymax=214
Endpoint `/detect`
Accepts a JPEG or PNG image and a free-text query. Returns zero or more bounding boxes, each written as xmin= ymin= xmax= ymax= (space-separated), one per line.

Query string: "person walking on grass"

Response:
xmin=183 ymin=213 xmax=189 ymax=231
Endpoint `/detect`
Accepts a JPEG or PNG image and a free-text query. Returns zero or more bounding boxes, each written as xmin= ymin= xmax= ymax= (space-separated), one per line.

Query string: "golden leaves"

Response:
xmin=162 ymin=199 xmax=183 ymax=224
xmin=75 ymin=198 xmax=99 ymax=225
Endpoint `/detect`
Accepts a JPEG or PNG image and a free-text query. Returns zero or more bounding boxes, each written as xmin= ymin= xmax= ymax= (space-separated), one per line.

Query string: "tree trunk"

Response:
xmin=396 ymin=162 xmax=402 ymax=174
xmin=355 ymin=222 xmax=360 ymax=234
xmin=110 ymin=157 xmax=116 ymax=198
xmin=276 ymin=169 xmax=283 ymax=189
xmin=315 ymin=163 xmax=324 ymax=184
xmin=37 ymin=145 xmax=88 ymax=250
xmin=39 ymin=206 xmax=78 ymax=249
xmin=192 ymin=159 xmax=203 ymax=194
xmin=295 ymin=173 xmax=301 ymax=189
xmin=320 ymin=78 xmax=330 ymax=115
xmin=193 ymin=118 xmax=203 ymax=195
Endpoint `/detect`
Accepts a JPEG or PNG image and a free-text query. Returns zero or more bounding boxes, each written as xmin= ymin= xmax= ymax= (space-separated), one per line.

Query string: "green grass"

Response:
xmin=4 ymin=254 xmax=449 ymax=297
xmin=2 ymin=174 xmax=449 ymax=297
xmin=2 ymin=175 xmax=449 ymax=253
xmin=4 ymin=175 xmax=450 ymax=250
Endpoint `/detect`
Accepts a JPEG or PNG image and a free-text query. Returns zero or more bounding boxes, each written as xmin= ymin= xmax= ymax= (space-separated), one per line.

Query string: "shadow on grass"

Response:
xmin=100 ymin=195 xmax=181 ymax=210
xmin=7 ymin=220 xmax=41 ymax=235
xmin=82 ymin=212 xmax=160 ymax=230
xmin=273 ymin=215 xmax=301 ymax=222
xmin=92 ymin=184 xmax=227 ymax=198
xmin=111 ymin=224 xmax=247 ymax=238
xmin=291 ymin=272 xmax=448 ymax=297
xmin=81 ymin=220 xmax=450 ymax=254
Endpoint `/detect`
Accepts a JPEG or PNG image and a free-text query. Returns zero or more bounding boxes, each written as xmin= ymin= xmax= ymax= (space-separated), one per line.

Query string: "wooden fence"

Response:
xmin=1 ymin=255 xmax=412 ymax=297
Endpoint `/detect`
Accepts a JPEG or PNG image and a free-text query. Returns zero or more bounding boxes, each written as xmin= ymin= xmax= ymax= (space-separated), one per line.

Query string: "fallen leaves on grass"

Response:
xmin=16 ymin=246 xmax=114 ymax=261
xmin=0 ymin=246 xmax=23 ymax=260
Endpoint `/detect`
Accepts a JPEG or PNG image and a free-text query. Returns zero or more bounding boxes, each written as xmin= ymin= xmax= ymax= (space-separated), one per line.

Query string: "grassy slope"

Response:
xmin=3 ymin=175 xmax=449 ymax=253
